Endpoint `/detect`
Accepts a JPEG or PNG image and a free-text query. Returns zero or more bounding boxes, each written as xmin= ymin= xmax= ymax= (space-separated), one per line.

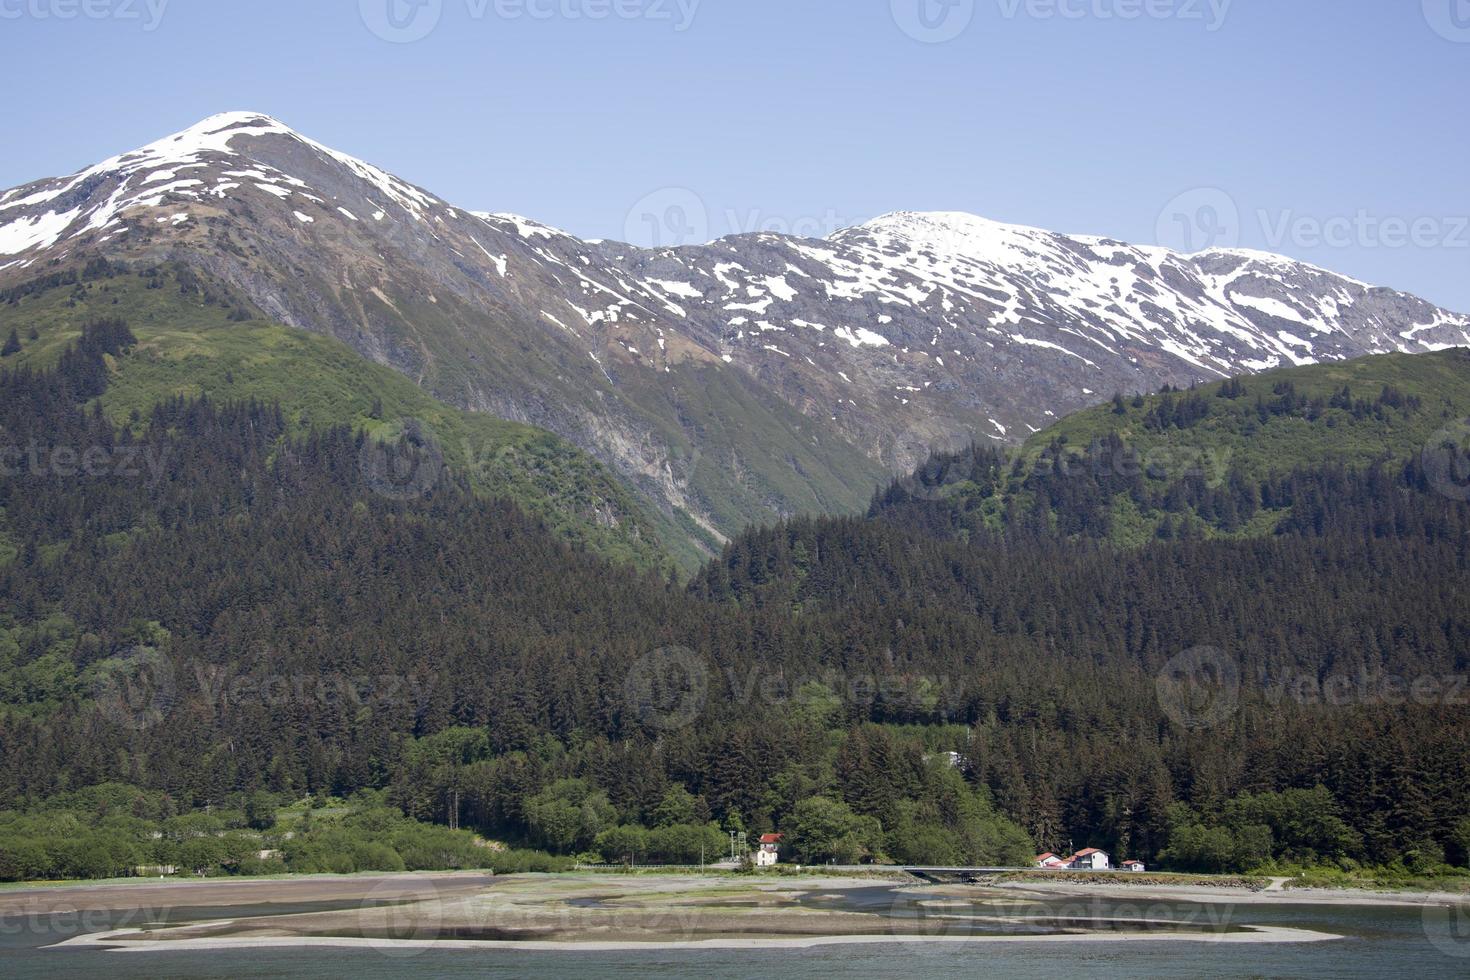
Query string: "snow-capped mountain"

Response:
xmin=2 ymin=112 xmax=1467 ymax=549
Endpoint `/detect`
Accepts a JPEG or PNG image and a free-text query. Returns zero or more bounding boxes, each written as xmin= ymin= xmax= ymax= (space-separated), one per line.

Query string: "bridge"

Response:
xmin=822 ymin=865 xmax=1021 ymax=882
xmin=578 ymin=863 xmax=1108 ymax=882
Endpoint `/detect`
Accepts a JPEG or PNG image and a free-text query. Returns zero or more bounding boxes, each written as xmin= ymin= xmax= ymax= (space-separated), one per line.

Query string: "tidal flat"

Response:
xmin=40 ymin=873 xmax=1357 ymax=952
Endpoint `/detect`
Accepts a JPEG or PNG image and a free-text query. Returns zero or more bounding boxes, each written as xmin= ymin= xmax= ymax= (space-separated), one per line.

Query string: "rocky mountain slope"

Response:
xmin=3 ymin=111 xmax=1466 ymax=555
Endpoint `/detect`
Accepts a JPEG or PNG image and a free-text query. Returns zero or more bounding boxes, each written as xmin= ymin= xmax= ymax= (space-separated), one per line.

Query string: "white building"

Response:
xmin=756 ymin=833 xmax=783 ymax=867
xmin=1067 ymin=848 xmax=1110 ymax=870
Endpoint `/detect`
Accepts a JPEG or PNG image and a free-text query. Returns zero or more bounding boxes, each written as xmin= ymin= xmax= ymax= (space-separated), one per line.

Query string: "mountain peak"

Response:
xmin=192 ymin=110 xmax=286 ymax=129
xmin=848 ymin=210 xmax=1097 ymax=271
xmin=111 ymin=111 xmax=295 ymax=169
xmin=853 ymin=210 xmax=1059 ymax=249
xmin=4 ymin=118 xmax=1469 ymax=553
xmin=859 ymin=209 xmax=1048 ymax=237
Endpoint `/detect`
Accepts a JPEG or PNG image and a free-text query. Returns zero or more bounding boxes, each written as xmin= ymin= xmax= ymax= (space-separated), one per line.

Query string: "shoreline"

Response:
xmin=6 ymin=869 xmax=1465 ymax=914
xmin=25 ymin=871 xmax=1463 ymax=956
xmin=986 ymin=878 xmax=1470 ymax=908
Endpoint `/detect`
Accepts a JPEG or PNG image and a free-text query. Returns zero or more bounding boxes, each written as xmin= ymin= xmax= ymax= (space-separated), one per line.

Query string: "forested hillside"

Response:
xmin=1 ymin=321 xmax=1467 ymax=881
xmin=0 ymin=261 xmax=672 ymax=571
xmin=872 ymin=348 xmax=1470 ymax=546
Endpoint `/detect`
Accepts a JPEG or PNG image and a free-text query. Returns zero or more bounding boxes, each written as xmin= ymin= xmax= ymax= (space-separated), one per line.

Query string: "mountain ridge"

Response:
xmin=3 ymin=111 xmax=1466 ymax=557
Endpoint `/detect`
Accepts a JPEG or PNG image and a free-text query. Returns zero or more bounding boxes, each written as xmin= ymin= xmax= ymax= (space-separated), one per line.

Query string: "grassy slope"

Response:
xmin=882 ymin=349 xmax=1470 ymax=545
xmin=617 ymin=362 xmax=891 ymax=536
xmin=406 ymin=287 xmax=890 ymax=563
xmin=0 ymin=266 xmax=672 ymax=573
xmin=1023 ymin=349 xmax=1470 ymax=479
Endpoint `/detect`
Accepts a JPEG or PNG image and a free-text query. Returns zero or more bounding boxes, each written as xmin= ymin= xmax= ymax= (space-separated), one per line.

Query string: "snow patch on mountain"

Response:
xmin=3 ymin=111 xmax=1468 ymax=492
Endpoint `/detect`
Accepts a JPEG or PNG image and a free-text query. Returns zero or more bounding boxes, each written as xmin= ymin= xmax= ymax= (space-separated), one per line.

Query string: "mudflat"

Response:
xmin=34 ymin=873 xmax=1373 ymax=952
xmin=0 ymin=872 xmax=496 ymax=915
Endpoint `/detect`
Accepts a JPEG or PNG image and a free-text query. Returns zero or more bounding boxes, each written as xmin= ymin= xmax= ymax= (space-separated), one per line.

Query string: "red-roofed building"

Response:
xmin=757 ymin=833 xmax=783 ymax=867
xmin=1034 ymin=852 xmax=1066 ymax=869
xmin=1066 ymin=848 xmax=1110 ymax=870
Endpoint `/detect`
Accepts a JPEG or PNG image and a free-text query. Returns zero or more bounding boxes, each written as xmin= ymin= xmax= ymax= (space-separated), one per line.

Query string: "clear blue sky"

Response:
xmin=2 ymin=0 xmax=1467 ymax=309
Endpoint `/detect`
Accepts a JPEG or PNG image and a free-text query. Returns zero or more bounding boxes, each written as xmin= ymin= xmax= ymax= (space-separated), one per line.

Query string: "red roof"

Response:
xmin=1072 ymin=848 xmax=1104 ymax=857
xmin=1035 ymin=853 xmax=1058 ymax=861
xmin=759 ymin=833 xmax=783 ymax=844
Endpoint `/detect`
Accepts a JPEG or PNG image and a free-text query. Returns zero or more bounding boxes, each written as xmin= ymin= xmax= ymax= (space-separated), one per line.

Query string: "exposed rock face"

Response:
xmin=4 ymin=113 xmax=1466 ymax=549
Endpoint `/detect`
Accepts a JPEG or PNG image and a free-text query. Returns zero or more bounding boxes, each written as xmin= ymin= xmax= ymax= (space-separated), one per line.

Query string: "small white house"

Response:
xmin=1034 ymin=852 xmax=1066 ymax=869
xmin=756 ymin=833 xmax=783 ymax=867
xmin=1067 ymin=848 xmax=1110 ymax=870
xmin=1120 ymin=860 xmax=1146 ymax=872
